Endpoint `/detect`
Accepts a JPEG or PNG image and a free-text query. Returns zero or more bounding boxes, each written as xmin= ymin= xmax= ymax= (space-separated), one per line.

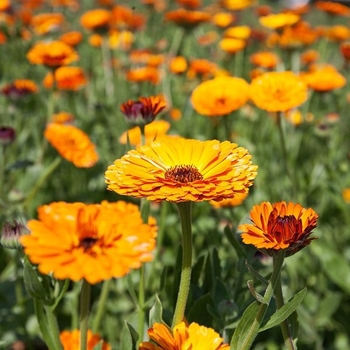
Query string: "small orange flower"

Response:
xmin=239 ymin=201 xmax=318 ymax=256
xmin=212 ymin=12 xmax=236 ymax=28
xmin=224 ymin=25 xmax=251 ymax=40
xmin=0 ymin=0 xmax=10 ymax=12
xmin=59 ymin=31 xmax=83 ymax=47
xmin=340 ymin=42 xmax=350 ymax=61
xmin=197 ymin=31 xmax=219 ymax=46
xmin=108 ymin=29 xmax=134 ymax=50
xmin=250 ymin=51 xmax=279 ymax=69
xmin=111 ymin=5 xmax=146 ymax=31
xmin=126 ymin=67 xmax=161 ymax=85
xmin=250 ymin=71 xmax=308 ymax=112
xmin=43 ymin=66 xmax=87 ymax=90
xmin=27 ymin=41 xmax=79 ymax=68
xmin=165 ymin=8 xmax=210 ymax=28
xmin=129 ymin=50 xmax=165 ymax=67
xmin=259 ymin=13 xmax=300 ymax=30
xmin=80 ymin=8 xmax=111 ymax=32
xmin=187 ymin=58 xmax=218 ymax=79
xmin=60 ymin=329 xmax=111 ymax=350
xmin=325 ymin=25 xmax=350 ymax=41
xmin=342 ymin=188 xmax=350 ymax=203
xmin=300 ymin=49 xmax=319 ymax=65
xmin=139 ymin=322 xmax=229 ymax=350
xmin=21 ymin=201 xmax=157 ymax=284
xmin=0 ymin=31 xmax=6 ymax=44
xmin=219 ymin=37 xmax=246 ymax=54
xmin=191 ymin=76 xmax=250 ymax=116
xmin=30 ymin=13 xmax=64 ymax=35
xmin=315 ymin=1 xmax=350 ymax=16
xmin=169 ymin=56 xmax=188 ymax=74
xmin=221 ymin=0 xmax=254 ymax=11
xmin=210 ymin=191 xmax=248 ymax=208
xmin=44 ymin=123 xmax=98 ymax=168
xmin=176 ymin=0 xmax=201 ymax=9
xmin=50 ymin=112 xmax=75 ymax=124
xmin=1 ymin=79 xmax=38 ymax=99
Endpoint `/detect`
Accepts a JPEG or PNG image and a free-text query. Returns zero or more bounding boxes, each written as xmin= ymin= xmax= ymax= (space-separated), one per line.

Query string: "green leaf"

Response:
xmin=259 ymin=287 xmax=307 ymax=332
xmin=149 ymin=295 xmax=163 ymax=325
xmin=92 ymin=342 xmax=103 ymax=350
xmin=245 ymin=261 xmax=269 ymax=286
xmin=247 ymin=280 xmax=268 ymax=304
xmin=120 ymin=321 xmax=138 ymax=350
xmin=223 ymin=225 xmax=246 ymax=258
xmin=188 ymin=293 xmax=215 ymax=327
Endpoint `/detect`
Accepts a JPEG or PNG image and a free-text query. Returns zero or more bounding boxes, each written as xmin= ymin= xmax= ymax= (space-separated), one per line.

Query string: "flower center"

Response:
xmin=79 ymin=237 xmax=98 ymax=251
xmin=164 ymin=165 xmax=203 ymax=183
xmin=270 ymin=215 xmax=301 ymax=243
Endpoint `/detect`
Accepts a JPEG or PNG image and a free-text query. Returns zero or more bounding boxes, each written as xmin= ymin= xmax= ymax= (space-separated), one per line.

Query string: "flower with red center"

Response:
xmin=21 ymin=201 xmax=157 ymax=284
xmin=60 ymin=329 xmax=111 ymax=350
xmin=239 ymin=201 xmax=318 ymax=256
xmin=120 ymin=95 xmax=166 ymax=127
xmin=1 ymin=79 xmax=38 ymax=99
xmin=105 ymin=138 xmax=258 ymax=203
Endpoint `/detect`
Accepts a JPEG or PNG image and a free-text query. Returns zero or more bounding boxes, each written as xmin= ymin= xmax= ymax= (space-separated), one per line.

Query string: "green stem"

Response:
xmin=0 ymin=144 xmax=5 ymax=202
xmin=92 ymin=279 xmax=112 ymax=334
xmin=34 ymin=299 xmax=55 ymax=350
xmin=101 ymin=37 xmax=114 ymax=101
xmin=238 ymin=250 xmax=286 ymax=350
xmin=79 ymin=280 xmax=92 ymax=350
xmin=138 ymin=264 xmax=146 ymax=343
xmin=44 ymin=305 xmax=63 ymax=350
xmin=172 ymin=201 xmax=193 ymax=327
xmin=274 ymin=274 xmax=296 ymax=350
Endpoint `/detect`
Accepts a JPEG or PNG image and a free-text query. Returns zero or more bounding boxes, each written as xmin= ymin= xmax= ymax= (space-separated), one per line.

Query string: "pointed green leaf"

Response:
xmin=247 ymin=280 xmax=268 ymax=304
xmin=188 ymin=293 xmax=215 ymax=326
xmin=149 ymin=295 xmax=163 ymax=325
xmin=120 ymin=321 xmax=138 ymax=350
xmin=259 ymin=287 xmax=307 ymax=332
xmin=245 ymin=261 xmax=269 ymax=286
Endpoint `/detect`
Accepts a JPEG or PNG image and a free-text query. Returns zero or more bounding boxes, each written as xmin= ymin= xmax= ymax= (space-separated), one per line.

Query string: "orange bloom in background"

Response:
xmin=169 ymin=56 xmax=188 ymax=74
xmin=342 ymin=188 xmax=350 ymax=203
xmin=187 ymin=58 xmax=218 ymax=79
xmin=221 ymin=0 xmax=254 ymax=11
xmin=59 ymin=31 xmax=83 ymax=47
xmin=284 ymin=109 xmax=304 ymax=126
xmin=0 ymin=31 xmax=6 ymax=44
xmin=44 ymin=123 xmax=98 ymax=168
xmin=315 ymin=1 xmax=350 ymax=16
xmin=224 ymin=25 xmax=251 ymax=40
xmin=105 ymin=138 xmax=258 ymax=203
xmin=50 ymin=112 xmax=75 ymax=124
xmin=325 ymin=25 xmax=350 ymax=41
xmin=165 ymin=8 xmax=210 ymax=28
xmin=191 ymin=76 xmax=250 ymax=116
xmin=219 ymin=38 xmax=246 ymax=54
xmin=139 ymin=322 xmax=229 ymax=350
xmin=89 ymin=33 xmax=103 ymax=47
xmin=0 ymin=0 xmax=10 ymax=12
xmin=30 ymin=13 xmax=64 ymax=35
xmin=259 ymin=13 xmax=300 ymax=30
xmin=119 ymin=120 xmax=172 ymax=147
xmin=80 ymin=8 xmax=111 ymax=32
xmin=255 ymin=5 xmax=272 ymax=16
xmin=301 ymin=64 xmax=346 ymax=92
xmin=108 ymin=29 xmax=134 ymax=50
xmin=340 ymin=42 xmax=350 ymax=61
xmin=43 ymin=66 xmax=87 ymax=90
xmin=126 ymin=67 xmax=161 ymax=85
xmin=120 ymin=95 xmax=166 ymax=127
xmin=210 ymin=191 xmax=248 ymax=208
xmin=1 ymin=79 xmax=38 ymax=99
xmin=212 ymin=12 xmax=236 ymax=28
xmin=239 ymin=201 xmax=318 ymax=256
xmin=197 ymin=31 xmax=219 ymax=46
xmin=170 ymin=108 xmax=182 ymax=121
xmin=21 ymin=201 xmax=157 ymax=284
xmin=250 ymin=51 xmax=279 ymax=69
xmin=250 ymin=71 xmax=308 ymax=112
xmin=60 ymin=329 xmax=111 ymax=350
xmin=300 ymin=49 xmax=319 ymax=65
xmin=176 ymin=0 xmax=201 ymax=9
xmin=27 ymin=41 xmax=79 ymax=68
xmin=129 ymin=50 xmax=165 ymax=67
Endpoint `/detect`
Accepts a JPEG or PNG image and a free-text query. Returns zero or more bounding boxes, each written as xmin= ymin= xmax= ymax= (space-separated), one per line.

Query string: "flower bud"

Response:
xmin=0 ymin=126 xmax=16 ymax=145
xmin=1 ymin=219 xmax=30 ymax=250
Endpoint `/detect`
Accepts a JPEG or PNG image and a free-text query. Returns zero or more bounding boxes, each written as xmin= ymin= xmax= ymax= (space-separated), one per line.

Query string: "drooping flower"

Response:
xmin=1 ymin=79 xmax=38 ymax=99
xmin=43 ymin=66 xmax=87 ymax=90
xmin=191 ymin=76 xmax=250 ymax=116
xmin=249 ymin=71 xmax=308 ymax=112
xmin=105 ymin=138 xmax=258 ymax=203
xmin=60 ymin=329 xmax=111 ymax=350
xmin=239 ymin=201 xmax=318 ymax=256
xmin=21 ymin=201 xmax=157 ymax=284
xmin=139 ymin=322 xmax=229 ymax=350
xmin=44 ymin=123 xmax=98 ymax=168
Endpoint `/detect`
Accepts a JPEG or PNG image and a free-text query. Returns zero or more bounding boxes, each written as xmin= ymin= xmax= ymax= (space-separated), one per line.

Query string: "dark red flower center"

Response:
xmin=79 ymin=237 xmax=98 ymax=251
xmin=165 ymin=165 xmax=203 ymax=183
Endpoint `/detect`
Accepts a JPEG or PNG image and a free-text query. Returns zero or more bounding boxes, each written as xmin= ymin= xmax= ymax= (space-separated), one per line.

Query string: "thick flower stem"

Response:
xmin=172 ymin=201 xmax=193 ymax=328
xmin=92 ymin=279 xmax=112 ymax=334
xmin=274 ymin=275 xmax=296 ymax=350
xmin=79 ymin=280 xmax=92 ymax=350
xmin=238 ymin=251 xmax=286 ymax=350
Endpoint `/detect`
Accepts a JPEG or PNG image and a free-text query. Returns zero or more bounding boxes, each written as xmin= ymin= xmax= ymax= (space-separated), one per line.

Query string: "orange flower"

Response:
xmin=108 ymin=29 xmax=134 ymax=50
xmin=315 ymin=1 xmax=350 ymax=16
xmin=210 ymin=191 xmax=248 ymax=208
xmin=187 ymin=58 xmax=218 ymax=79
xmin=139 ymin=322 xmax=229 ymax=350
xmin=21 ymin=201 xmax=157 ymax=284
xmin=0 ymin=0 xmax=10 ymax=12
xmin=191 ymin=76 xmax=250 ymax=116
xmin=0 ymin=30 xmax=6 ymax=44
xmin=300 ymin=49 xmax=319 ymax=65
xmin=259 ymin=13 xmax=300 ymax=30
xmin=224 ymin=25 xmax=251 ymax=40
xmin=212 ymin=12 xmax=236 ymax=28
xmin=219 ymin=38 xmax=246 ymax=54
xmin=59 ymin=31 xmax=83 ymax=47
xmin=105 ymin=138 xmax=257 ymax=203
xmin=1 ymin=79 xmax=38 ymax=99
xmin=176 ymin=0 xmax=201 ymax=9
xmin=169 ymin=56 xmax=188 ymax=74
xmin=30 ymin=13 xmax=64 ymax=35
xmin=111 ymin=5 xmax=146 ymax=31
xmin=129 ymin=50 xmax=165 ymax=67
xmin=165 ymin=8 xmax=210 ymax=28
xmin=250 ymin=51 xmax=279 ymax=69
xmin=50 ymin=112 xmax=75 ymax=124
xmin=43 ymin=66 xmax=87 ymax=90
xmin=60 ymin=329 xmax=111 ymax=350
xmin=250 ymin=71 xmax=308 ymax=112
xmin=340 ymin=42 xmax=350 ymax=61
xmin=197 ymin=31 xmax=219 ymax=46
xmin=80 ymin=8 xmax=111 ymax=32
xmin=239 ymin=201 xmax=318 ymax=256
xmin=27 ymin=41 xmax=79 ymax=68
xmin=325 ymin=25 xmax=350 ymax=41
xmin=221 ymin=0 xmax=254 ymax=11
xmin=44 ymin=123 xmax=98 ymax=168
xmin=342 ymin=188 xmax=350 ymax=203
xmin=126 ymin=67 xmax=161 ymax=85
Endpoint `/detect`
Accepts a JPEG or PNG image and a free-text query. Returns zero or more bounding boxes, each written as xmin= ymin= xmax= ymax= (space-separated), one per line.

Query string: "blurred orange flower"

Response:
xmin=0 ymin=31 xmax=6 ymax=44
xmin=300 ymin=49 xmax=319 ymax=65
xmin=221 ymin=0 xmax=254 ymax=11
xmin=1 ymin=79 xmax=38 ymax=99
xmin=60 ymin=329 xmax=110 ymax=350
xmin=139 ymin=322 xmax=229 ymax=350
xmin=21 ymin=201 xmax=157 ymax=284
xmin=30 ymin=13 xmax=64 ymax=35
xmin=187 ymin=58 xmax=218 ymax=79
xmin=191 ymin=76 xmax=250 ymax=116
xmin=80 ymin=8 xmax=111 ymax=32
xmin=224 ymin=25 xmax=251 ymax=40
xmin=59 ymin=31 xmax=83 ymax=47
xmin=250 ymin=51 xmax=279 ymax=69
xmin=219 ymin=37 xmax=246 ymax=54
xmin=50 ymin=112 xmax=75 ymax=124
xmin=212 ymin=12 xmax=236 ymax=28
xmin=210 ymin=191 xmax=248 ymax=208
xmin=239 ymin=201 xmax=318 ymax=256
xmin=169 ymin=56 xmax=188 ymax=74
xmin=108 ymin=29 xmax=134 ymax=50
xmin=325 ymin=25 xmax=350 ymax=41
xmin=250 ymin=71 xmax=308 ymax=112
xmin=340 ymin=42 xmax=350 ymax=61
xmin=176 ymin=0 xmax=201 ymax=9
xmin=111 ymin=5 xmax=146 ymax=31
xmin=129 ymin=50 xmax=165 ymax=67
xmin=259 ymin=13 xmax=300 ymax=30
xmin=342 ymin=188 xmax=350 ymax=202
xmin=315 ymin=1 xmax=350 ymax=16
xmin=165 ymin=8 xmax=210 ymax=28
xmin=0 ymin=0 xmax=10 ymax=12
xmin=27 ymin=41 xmax=79 ymax=68
xmin=126 ymin=67 xmax=161 ymax=85
xmin=43 ymin=66 xmax=87 ymax=90
xmin=105 ymin=138 xmax=257 ymax=203
xmin=44 ymin=123 xmax=98 ymax=168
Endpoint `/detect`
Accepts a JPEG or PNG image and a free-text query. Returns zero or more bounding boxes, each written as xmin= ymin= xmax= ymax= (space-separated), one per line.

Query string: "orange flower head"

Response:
xmin=44 ymin=123 xmax=98 ymax=168
xmin=259 ymin=13 xmax=300 ymax=30
xmin=27 ymin=41 xmax=79 ymax=68
xmin=21 ymin=201 xmax=157 ymax=284
xmin=315 ymin=1 xmax=350 ymax=16
xmin=326 ymin=25 xmax=350 ymax=42
xmin=80 ymin=9 xmax=111 ymax=32
xmin=108 ymin=29 xmax=134 ymax=50
xmin=59 ymin=31 xmax=83 ymax=47
xmin=139 ymin=322 xmax=230 ymax=350
xmin=60 ymin=329 xmax=111 ymax=350
xmin=340 ymin=42 xmax=350 ymax=61
xmin=0 ymin=0 xmax=11 ymax=12
xmin=1 ymin=79 xmax=38 ymax=99
xmin=212 ymin=12 xmax=236 ymax=28
xmin=250 ymin=71 xmax=308 ymax=112
xmin=169 ymin=56 xmax=188 ymax=74
xmin=120 ymin=95 xmax=166 ymax=127
xmin=219 ymin=37 xmax=246 ymax=54
xmin=221 ymin=0 xmax=255 ymax=11
xmin=224 ymin=25 xmax=251 ymax=40
xmin=250 ymin=51 xmax=279 ymax=69
xmin=105 ymin=138 xmax=258 ymax=203
xmin=191 ymin=76 xmax=250 ymax=116
xmin=342 ymin=188 xmax=350 ymax=203
xmin=165 ymin=8 xmax=210 ymax=28
xmin=126 ymin=67 xmax=161 ymax=85
xmin=187 ymin=58 xmax=218 ymax=79
xmin=239 ymin=201 xmax=318 ymax=256
xmin=30 ymin=13 xmax=64 ymax=35
xmin=300 ymin=49 xmax=319 ymax=65
xmin=210 ymin=191 xmax=248 ymax=208
xmin=50 ymin=112 xmax=75 ymax=124
xmin=43 ymin=66 xmax=87 ymax=90
xmin=176 ymin=0 xmax=201 ymax=9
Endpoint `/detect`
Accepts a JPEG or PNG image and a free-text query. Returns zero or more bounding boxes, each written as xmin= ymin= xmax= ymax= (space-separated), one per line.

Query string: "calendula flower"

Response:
xmin=80 ymin=8 xmax=111 ymax=32
xmin=111 ymin=5 xmax=146 ymax=31
xmin=325 ymin=25 xmax=350 ymax=42
xmin=50 ymin=112 xmax=75 ymax=124
xmin=340 ymin=42 xmax=350 ymax=62
xmin=315 ymin=1 xmax=350 ymax=16
xmin=43 ymin=66 xmax=87 ymax=90
xmin=27 ymin=41 xmax=79 ymax=68
xmin=300 ymin=49 xmax=319 ymax=65
xmin=139 ymin=322 xmax=229 ymax=350
xmin=191 ymin=76 xmax=250 ymax=116
xmin=219 ymin=37 xmax=246 ymax=54
xmin=250 ymin=51 xmax=279 ymax=69
xmin=59 ymin=31 xmax=83 ymax=47
xmin=44 ymin=123 xmax=98 ymax=168
xmin=21 ymin=201 xmax=157 ymax=284
xmin=126 ymin=66 xmax=161 ymax=85
xmin=342 ymin=188 xmax=350 ymax=203
xmin=30 ymin=13 xmax=64 ymax=35
xmin=250 ymin=71 xmax=308 ymax=112
xmin=221 ymin=0 xmax=254 ymax=11
xmin=176 ymin=0 xmax=201 ymax=9
xmin=210 ymin=191 xmax=248 ymax=208
xmin=260 ymin=13 xmax=300 ymax=30
xmin=1 ymin=79 xmax=38 ymax=99
xmin=212 ymin=12 xmax=236 ymax=28
xmin=105 ymin=138 xmax=257 ymax=203
xmin=187 ymin=58 xmax=218 ymax=79
xmin=224 ymin=25 xmax=251 ymax=40
xmin=169 ymin=56 xmax=188 ymax=74
xmin=60 ymin=329 xmax=111 ymax=350
xmin=120 ymin=95 xmax=166 ymax=127
xmin=239 ymin=201 xmax=318 ymax=256
xmin=165 ymin=8 xmax=210 ymax=28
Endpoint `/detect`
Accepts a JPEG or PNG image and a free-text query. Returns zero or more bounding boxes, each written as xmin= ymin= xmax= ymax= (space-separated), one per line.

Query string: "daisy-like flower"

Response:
xmin=1 ymin=79 xmax=38 ymax=99
xmin=126 ymin=67 xmax=161 ymax=85
xmin=105 ymin=138 xmax=257 ymax=203
xmin=43 ymin=66 xmax=87 ymax=90
xmin=139 ymin=322 xmax=229 ymax=350
xmin=239 ymin=201 xmax=318 ymax=256
xmin=221 ymin=0 xmax=254 ymax=11
xmin=60 ymin=329 xmax=111 ymax=350
xmin=191 ymin=76 xmax=250 ymax=117
xmin=80 ymin=8 xmax=111 ymax=32
xmin=315 ymin=1 xmax=350 ymax=16
xmin=120 ymin=95 xmax=166 ymax=127
xmin=250 ymin=71 xmax=308 ymax=112
xmin=21 ymin=201 xmax=157 ymax=284
xmin=44 ymin=123 xmax=98 ymax=168
xmin=30 ymin=13 xmax=64 ymax=35
xmin=27 ymin=41 xmax=79 ymax=68
xmin=59 ymin=31 xmax=83 ymax=47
